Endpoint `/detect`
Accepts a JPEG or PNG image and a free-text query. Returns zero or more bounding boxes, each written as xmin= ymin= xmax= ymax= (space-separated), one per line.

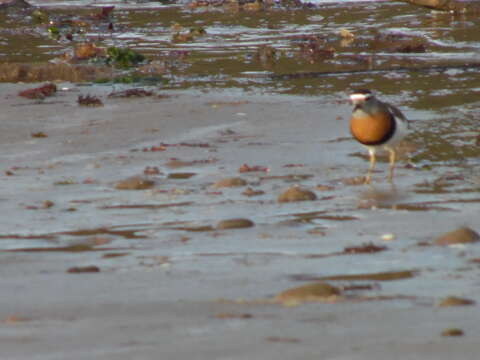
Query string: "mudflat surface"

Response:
xmin=1 ymin=85 xmax=480 ymax=359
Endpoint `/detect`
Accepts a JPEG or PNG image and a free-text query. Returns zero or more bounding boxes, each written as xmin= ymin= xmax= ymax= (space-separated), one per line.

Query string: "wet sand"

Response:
xmin=1 ymin=84 xmax=480 ymax=359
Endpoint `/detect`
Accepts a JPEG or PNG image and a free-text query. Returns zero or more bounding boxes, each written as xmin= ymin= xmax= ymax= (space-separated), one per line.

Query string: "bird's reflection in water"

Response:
xmin=357 ymin=184 xmax=408 ymax=210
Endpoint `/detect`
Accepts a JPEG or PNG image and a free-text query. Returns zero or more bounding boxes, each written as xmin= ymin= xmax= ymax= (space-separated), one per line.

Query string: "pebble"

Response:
xmin=275 ymin=282 xmax=340 ymax=306
xmin=217 ymin=218 xmax=255 ymax=230
xmin=277 ymin=186 xmax=317 ymax=203
xmin=213 ymin=177 xmax=247 ymax=188
xmin=434 ymin=227 xmax=480 ymax=246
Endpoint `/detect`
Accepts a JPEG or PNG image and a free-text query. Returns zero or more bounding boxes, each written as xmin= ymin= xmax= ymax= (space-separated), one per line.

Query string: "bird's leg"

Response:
xmin=387 ymin=148 xmax=396 ymax=183
xmin=365 ymin=148 xmax=376 ymax=184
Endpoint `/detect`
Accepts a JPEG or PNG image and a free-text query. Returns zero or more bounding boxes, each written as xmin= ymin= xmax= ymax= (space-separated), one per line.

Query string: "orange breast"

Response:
xmin=350 ymin=112 xmax=394 ymax=145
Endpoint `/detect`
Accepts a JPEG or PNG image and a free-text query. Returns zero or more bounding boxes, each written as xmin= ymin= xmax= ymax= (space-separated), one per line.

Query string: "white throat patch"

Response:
xmin=349 ymin=93 xmax=370 ymax=102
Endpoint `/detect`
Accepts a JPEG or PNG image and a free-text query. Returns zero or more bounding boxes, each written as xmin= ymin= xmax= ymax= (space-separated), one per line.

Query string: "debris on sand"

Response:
xmin=73 ymin=43 xmax=106 ymax=60
xmin=18 ymin=83 xmax=56 ymax=99
xmin=0 ymin=63 xmax=112 ymax=83
xmin=437 ymin=296 xmax=475 ymax=307
xmin=31 ymin=132 xmax=48 ymax=138
xmin=115 ymin=176 xmax=155 ymax=190
xmin=78 ymin=94 xmax=103 ymax=107
xmin=108 ymin=88 xmax=154 ymax=98
xmin=238 ymin=163 xmax=269 ymax=173
xmin=242 ymin=187 xmax=265 ymax=197
xmin=441 ymin=328 xmax=464 ymax=337
xmin=343 ymin=243 xmax=387 ymax=254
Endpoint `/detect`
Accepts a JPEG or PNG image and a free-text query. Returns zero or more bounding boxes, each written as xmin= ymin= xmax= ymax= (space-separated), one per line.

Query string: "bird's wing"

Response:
xmin=385 ymin=102 xmax=407 ymax=121
xmin=383 ymin=101 xmax=411 ymax=129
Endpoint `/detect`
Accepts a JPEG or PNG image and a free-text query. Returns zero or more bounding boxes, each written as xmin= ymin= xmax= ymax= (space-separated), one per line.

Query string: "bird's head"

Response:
xmin=349 ymin=89 xmax=373 ymax=105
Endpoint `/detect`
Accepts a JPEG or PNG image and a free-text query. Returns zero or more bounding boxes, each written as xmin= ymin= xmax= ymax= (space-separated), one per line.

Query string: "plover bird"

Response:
xmin=349 ymin=89 xmax=408 ymax=184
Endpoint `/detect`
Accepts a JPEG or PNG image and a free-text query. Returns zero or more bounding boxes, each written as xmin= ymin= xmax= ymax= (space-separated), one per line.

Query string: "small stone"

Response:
xmin=277 ymin=186 xmax=317 ymax=203
xmin=67 ymin=265 xmax=100 ymax=273
xmin=437 ymin=296 xmax=475 ymax=307
xmin=213 ymin=177 xmax=247 ymax=188
xmin=115 ymin=176 xmax=155 ymax=190
xmin=441 ymin=328 xmax=464 ymax=337
xmin=217 ymin=218 xmax=255 ymax=230
xmin=275 ymin=282 xmax=341 ymax=305
xmin=434 ymin=227 xmax=480 ymax=246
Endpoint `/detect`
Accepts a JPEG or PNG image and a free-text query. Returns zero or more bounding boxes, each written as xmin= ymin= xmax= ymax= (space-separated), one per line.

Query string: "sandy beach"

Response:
xmin=1 ymin=84 xmax=480 ymax=359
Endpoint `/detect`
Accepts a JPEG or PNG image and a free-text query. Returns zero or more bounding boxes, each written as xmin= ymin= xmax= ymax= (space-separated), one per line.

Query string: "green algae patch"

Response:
xmin=106 ymin=46 xmax=146 ymax=69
